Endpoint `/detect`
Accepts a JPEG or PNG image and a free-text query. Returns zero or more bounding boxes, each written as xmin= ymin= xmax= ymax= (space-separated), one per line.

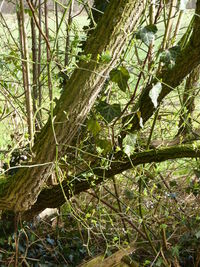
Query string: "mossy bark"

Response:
xmin=24 ymin=144 xmax=200 ymax=219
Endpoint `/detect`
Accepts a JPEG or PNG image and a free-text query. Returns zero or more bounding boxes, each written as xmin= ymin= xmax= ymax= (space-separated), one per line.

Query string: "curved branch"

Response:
xmin=125 ymin=0 xmax=200 ymax=133
xmin=24 ymin=144 xmax=200 ymax=218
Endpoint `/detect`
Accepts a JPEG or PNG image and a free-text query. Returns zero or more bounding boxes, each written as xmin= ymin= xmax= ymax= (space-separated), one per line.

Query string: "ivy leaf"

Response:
xmin=136 ymin=24 xmax=158 ymax=46
xmin=149 ymin=82 xmax=162 ymax=108
xmin=160 ymin=46 xmax=181 ymax=69
xmin=123 ymin=133 xmax=137 ymax=157
xmin=96 ymin=101 xmax=121 ymax=123
xmin=87 ymin=117 xmax=101 ymax=136
xmin=110 ymin=66 xmax=130 ymax=92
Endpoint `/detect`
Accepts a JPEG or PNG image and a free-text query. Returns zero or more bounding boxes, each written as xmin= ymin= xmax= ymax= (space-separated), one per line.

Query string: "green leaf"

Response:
xmin=24 ymin=133 xmax=30 ymax=139
xmin=113 ymin=236 xmax=119 ymax=242
xmin=123 ymin=133 xmax=137 ymax=157
xmin=96 ymin=101 xmax=121 ymax=123
xmin=160 ymin=224 xmax=167 ymax=229
xmin=171 ymin=245 xmax=180 ymax=257
xmin=110 ymin=66 xmax=130 ymax=92
xmin=136 ymin=24 xmax=158 ymax=45
xmin=96 ymin=139 xmax=112 ymax=154
xmin=79 ymin=53 xmax=92 ymax=62
xmin=160 ymin=46 xmax=181 ymax=69
xmin=24 ymin=8 xmax=32 ymax=17
xmin=149 ymin=82 xmax=162 ymax=108
xmin=100 ymin=50 xmax=112 ymax=63
xmin=155 ymin=258 xmax=163 ymax=267
xmin=87 ymin=117 xmax=101 ymax=136
xmin=124 ymin=188 xmax=134 ymax=200
xmin=144 ymin=260 xmax=151 ymax=266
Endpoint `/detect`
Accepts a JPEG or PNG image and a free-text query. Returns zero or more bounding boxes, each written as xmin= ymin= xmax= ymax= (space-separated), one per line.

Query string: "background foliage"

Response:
xmin=0 ymin=0 xmax=200 ymax=266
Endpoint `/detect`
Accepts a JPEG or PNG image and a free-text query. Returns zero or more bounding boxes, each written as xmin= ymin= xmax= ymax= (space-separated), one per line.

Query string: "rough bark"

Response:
xmin=126 ymin=0 xmax=200 ymax=133
xmin=0 ymin=0 xmax=145 ymax=212
xmin=24 ymin=0 xmax=200 ymax=217
xmin=24 ymin=144 xmax=200 ymax=218
xmin=2 ymin=1 xmax=200 ymax=218
xmin=177 ymin=65 xmax=200 ymax=135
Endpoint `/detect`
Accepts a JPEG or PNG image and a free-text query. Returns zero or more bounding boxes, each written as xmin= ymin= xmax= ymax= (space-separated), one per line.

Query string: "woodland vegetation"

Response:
xmin=0 ymin=0 xmax=200 ymax=266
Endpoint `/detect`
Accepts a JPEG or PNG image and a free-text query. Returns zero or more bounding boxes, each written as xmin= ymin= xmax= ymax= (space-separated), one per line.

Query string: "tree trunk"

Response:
xmin=23 ymin=0 xmax=200 ymax=218
xmin=0 ymin=0 xmax=145 ymax=212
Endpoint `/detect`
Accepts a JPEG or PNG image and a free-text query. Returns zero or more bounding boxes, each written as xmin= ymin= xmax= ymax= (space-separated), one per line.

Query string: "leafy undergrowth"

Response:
xmin=0 ymin=202 xmax=200 ymax=266
xmin=0 ymin=216 xmax=89 ymax=266
xmin=1 ymin=161 xmax=200 ymax=266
